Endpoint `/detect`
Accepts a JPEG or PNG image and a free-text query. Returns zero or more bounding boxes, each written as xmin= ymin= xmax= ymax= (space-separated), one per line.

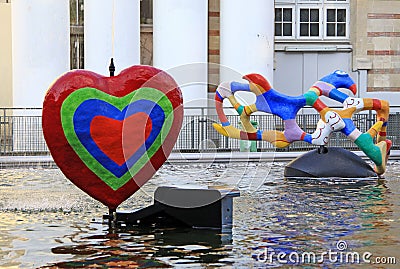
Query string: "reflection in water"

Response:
xmin=0 ymin=161 xmax=399 ymax=268
xmin=44 ymin=228 xmax=232 ymax=268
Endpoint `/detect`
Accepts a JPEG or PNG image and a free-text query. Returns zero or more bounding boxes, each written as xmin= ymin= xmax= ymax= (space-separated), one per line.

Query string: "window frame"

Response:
xmin=298 ymin=0 xmax=322 ymax=3
xmin=323 ymin=4 xmax=350 ymax=40
xmin=296 ymin=4 xmax=323 ymax=40
xmin=70 ymin=0 xmax=84 ymax=70
xmin=324 ymin=0 xmax=349 ymax=3
xmin=274 ymin=0 xmax=350 ymax=41
xmin=274 ymin=5 xmax=296 ymax=40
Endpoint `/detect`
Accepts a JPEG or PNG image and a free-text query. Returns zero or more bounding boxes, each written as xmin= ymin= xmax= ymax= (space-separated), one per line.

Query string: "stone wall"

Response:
xmin=353 ymin=0 xmax=400 ymax=93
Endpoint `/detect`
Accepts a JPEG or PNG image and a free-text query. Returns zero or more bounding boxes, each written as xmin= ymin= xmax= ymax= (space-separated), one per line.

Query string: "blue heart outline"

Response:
xmin=73 ymin=99 xmax=165 ymax=178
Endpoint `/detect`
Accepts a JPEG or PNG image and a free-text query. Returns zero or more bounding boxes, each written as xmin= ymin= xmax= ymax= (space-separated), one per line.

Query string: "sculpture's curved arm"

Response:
xmin=213 ymin=80 xmax=290 ymax=147
xmin=213 ymin=74 xmax=345 ymax=148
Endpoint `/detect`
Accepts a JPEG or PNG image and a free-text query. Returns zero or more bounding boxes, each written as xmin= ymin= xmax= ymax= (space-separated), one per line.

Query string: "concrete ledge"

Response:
xmin=0 ymin=155 xmax=57 ymax=168
xmin=0 ymin=150 xmax=399 ymax=168
xmin=168 ymin=150 xmax=400 ymax=164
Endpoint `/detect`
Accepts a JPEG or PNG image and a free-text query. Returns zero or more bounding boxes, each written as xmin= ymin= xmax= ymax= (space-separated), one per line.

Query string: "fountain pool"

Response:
xmin=0 ymin=161 xmax=399 ymax=268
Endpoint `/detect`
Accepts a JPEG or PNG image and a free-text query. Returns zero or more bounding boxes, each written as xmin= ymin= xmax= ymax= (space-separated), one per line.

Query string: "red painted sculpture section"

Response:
xmin=42 ymin=65 xmax=183 ymax=209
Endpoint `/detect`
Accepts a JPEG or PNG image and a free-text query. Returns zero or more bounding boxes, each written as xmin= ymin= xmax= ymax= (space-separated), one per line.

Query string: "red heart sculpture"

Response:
xmin=42 ymin=65 xmax=183 ymax=209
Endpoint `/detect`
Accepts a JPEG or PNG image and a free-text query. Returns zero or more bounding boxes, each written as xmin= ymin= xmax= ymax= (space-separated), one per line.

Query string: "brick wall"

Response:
xmin=354 ymin=0 xmax=400 ymax=92
xmin=140 ymin=26 xmax=153 ymax=66
xmin=208 ymin=0 xmax=220 ymax=92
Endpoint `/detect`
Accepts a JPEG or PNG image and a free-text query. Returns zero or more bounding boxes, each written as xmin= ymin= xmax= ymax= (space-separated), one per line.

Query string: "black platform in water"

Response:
xmin=284 ymin=147 xmax=377 ymax=178
xmin=104 ymin=186 xmax=240 ymax=230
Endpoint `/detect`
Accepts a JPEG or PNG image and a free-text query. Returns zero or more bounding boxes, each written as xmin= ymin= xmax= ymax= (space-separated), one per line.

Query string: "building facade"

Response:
xmin=207 ymin=0 xmax=400 ymax=106
xmin=1 ymin=0 xmax=400 ymax=109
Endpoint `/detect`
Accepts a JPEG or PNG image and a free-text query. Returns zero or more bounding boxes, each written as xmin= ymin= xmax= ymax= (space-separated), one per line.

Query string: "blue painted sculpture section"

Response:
xmin=213 ymin=70 xmax=392 ymax=175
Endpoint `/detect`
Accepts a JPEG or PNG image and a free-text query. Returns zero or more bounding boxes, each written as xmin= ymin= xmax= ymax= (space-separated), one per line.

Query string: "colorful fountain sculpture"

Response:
xmin=213 ymin=70 xmax=392 ymax=177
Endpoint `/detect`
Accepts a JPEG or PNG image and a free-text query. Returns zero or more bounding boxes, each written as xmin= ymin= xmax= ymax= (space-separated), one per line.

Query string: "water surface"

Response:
xmin=0 ymin=160 xmax=399 ymax=268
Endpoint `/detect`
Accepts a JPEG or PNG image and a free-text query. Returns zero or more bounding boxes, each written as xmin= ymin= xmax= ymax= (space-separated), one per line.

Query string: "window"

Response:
xmin=140 ymin=0 xmax=153 ymax=24
xmin=275 ymin=7 xmax=294 ymax=37
xmin=299 ymin=8 xmax=320 ymax=37
xmin=70 ymin=0 xmax=84 ymax=70
xmin=275 ymin=0 xmax=349 ymax=40
xmin=326 ymin=7 xmax=347 ymax=37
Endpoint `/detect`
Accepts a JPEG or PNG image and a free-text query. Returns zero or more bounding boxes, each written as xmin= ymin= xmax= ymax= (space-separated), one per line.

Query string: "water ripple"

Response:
xmin=0 ymin=162 xmax=399 ymax=268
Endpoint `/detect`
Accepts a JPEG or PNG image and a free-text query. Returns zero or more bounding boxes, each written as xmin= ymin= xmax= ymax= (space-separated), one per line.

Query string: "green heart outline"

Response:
xmin=61 ymin=87 xmax=174 ymax=190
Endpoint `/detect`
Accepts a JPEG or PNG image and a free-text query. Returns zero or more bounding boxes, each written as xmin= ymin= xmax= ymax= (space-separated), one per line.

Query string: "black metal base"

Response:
xmin=284 ymin=147 xmax=377 ymax=178
xmin=104 ymin=186 xmax=240 ymax=230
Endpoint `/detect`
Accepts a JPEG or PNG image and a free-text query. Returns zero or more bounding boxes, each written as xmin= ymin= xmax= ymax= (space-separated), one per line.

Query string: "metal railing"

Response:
xmin=1 ymin=107 xmax=399 ymax=155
